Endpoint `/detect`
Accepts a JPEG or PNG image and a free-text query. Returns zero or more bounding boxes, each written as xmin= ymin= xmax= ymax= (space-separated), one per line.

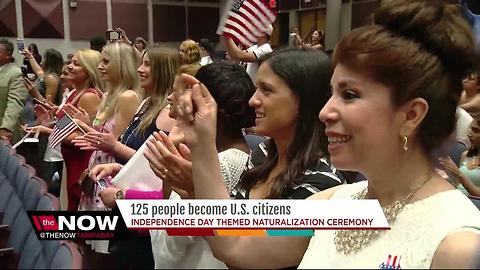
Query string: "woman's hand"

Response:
xmin=144 ymin=131 xmax=195 ymax=197
xmin=176 ymin=74 xmax=218 ymax=149
xmin=22 ymin=49 xmax=33 ymax=59
xmin=90 ymin=163 xmax=123 ymax=181
xmin=23 ymin=125 xmax=51 ymax=135
xmin=23 ymin=77 xmax=36 ymax=92
xmin=34 ymin=105 xmax=54 ymax=125
xmin=439 ymin=156 xmax=462 ymax=185
xmin=439 ymin=157 xmax=461 ymax=176
xmin=116 ymin=28 xmax=132 ymax=45
xmin=64 ymin=103 xmax=91 ymax=125
xmin=72 ymin=131 xmax=117 ymax=152
xmin=99 ymin=187 xmax=120 ymax=208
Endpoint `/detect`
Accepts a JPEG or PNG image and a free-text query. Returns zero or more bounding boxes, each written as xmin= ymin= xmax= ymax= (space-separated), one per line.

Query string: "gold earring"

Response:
xmin=402 ymin=134 xmax=408 ymax=151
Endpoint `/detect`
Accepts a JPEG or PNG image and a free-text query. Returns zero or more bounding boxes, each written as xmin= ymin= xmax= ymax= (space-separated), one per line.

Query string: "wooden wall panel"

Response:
xmin=70 ymin=0 xmax=107 ymax=40
xmin=0 ymin=0 xmax=17 ymax=37
xmin=187 ymin=6 xmax=219 ymax=42
xmin=153 ymin=5 xmax=186 ymax=42
xmin=23 ymin=0 xmax=64 ymax=38
xmin=112 ymin=2 xmax=148 ymax=40
xmin=351 ymin=0 xmax=378 ymax=29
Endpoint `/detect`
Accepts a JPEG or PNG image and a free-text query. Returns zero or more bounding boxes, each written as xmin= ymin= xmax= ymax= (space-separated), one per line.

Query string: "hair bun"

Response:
xmin=374 ymin=0 xmax=477 ymax=75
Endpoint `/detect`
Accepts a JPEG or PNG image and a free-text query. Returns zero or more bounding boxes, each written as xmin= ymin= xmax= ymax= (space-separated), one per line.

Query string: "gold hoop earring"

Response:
xmin=402 ymin=135 xmax=408 ymax=152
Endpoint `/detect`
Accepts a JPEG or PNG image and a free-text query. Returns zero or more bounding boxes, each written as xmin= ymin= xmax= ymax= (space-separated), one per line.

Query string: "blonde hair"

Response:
xmin=137 ymin=46 xmax=180 ymax=134
xmin=76 ymin=49 xmax=104 ymax=92
xmin=177 ymin=63 xmax=201 ymax=76
xmin=97 ymin=42 xmax=142 ymax=124
xmin=180 ymin=39 xmax=201 ymax=65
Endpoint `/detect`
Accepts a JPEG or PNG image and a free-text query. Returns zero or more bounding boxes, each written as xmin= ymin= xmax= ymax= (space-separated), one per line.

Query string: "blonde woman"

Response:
xmin=26 ymin=49 xmax=104 ymax=211
xmin=75 ymin=42 xmax=142 ymax=212
xmin=78 ymin=46 xmax=179 ymax=269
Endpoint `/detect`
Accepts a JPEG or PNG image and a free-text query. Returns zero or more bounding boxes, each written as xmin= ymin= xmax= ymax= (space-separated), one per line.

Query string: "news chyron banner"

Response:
xmin=117 ymin=200 xmax=389 ymax=236
xmin=27 ymin=200 xmax=389 ymax=240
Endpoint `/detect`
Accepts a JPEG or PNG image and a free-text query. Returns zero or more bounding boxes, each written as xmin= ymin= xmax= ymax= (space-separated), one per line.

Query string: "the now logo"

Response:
xmin=58 ymin=215 xmax=118 ymax=231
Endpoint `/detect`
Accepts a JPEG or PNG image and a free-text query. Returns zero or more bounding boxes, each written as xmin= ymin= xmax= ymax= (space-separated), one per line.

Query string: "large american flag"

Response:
xmin=49 ymin=114 xmax=78 ymax=149
xmin=217 ymin=0 xmax=277 ymax=48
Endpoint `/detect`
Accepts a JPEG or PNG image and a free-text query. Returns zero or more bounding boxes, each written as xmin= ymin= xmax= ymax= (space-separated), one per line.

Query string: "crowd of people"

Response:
xmin=0 ymin=0 xmax=480 ymax=268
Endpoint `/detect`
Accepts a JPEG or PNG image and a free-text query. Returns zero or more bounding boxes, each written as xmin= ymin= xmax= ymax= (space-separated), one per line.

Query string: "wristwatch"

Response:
xmin=114 ymin=189 xmax=125 ymax=200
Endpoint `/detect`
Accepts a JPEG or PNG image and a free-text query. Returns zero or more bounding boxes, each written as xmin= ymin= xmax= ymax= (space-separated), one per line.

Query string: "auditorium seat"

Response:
xmin=18 ymin=231 xmax=45 ymax=269
xmin=4 ymin=154 xmax=25 ymax=187
xmin=0 ymin=178 xmax=13 ymax=213
xmin=36 ymin=193 xmax=59 ymax=211
xmin=5 ymin=210 xmax=31 ymax=252
xmin=14 ymin=164 xmax=36 ymax=198
xmin=48 ymin=241 xmax=82 ymax=269
xmin=1 ymin=192 xmax=22 ymax=227
xmin=22 ymin=176 xmax=47 ymax=210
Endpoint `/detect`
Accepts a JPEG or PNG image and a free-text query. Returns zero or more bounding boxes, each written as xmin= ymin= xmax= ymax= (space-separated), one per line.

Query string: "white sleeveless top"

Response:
xmin=299 ymin=181 xmax=480 ymax=269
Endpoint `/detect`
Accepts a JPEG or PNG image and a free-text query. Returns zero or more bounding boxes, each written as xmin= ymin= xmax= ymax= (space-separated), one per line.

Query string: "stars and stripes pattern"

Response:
xmin=49 ymin=114 xmax=78 ymax=148
xmin=217 ymin=0 xmax=277 ymax=48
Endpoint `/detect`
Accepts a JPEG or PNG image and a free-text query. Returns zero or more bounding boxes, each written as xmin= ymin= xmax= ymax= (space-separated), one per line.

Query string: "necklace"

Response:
xmin=333 ymin=170 xmax=436 ymax=255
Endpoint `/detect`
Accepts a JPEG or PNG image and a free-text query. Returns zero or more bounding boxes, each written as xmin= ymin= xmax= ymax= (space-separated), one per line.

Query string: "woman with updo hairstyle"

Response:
xmin=179 ymin=39 xmax=201 ymax=65
xmin=170 ymin=0 xmax=480 ymax=268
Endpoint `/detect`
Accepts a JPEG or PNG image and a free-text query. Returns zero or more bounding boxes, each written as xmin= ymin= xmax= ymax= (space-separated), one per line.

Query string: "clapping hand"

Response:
xmin=64 ymin=104 xmax=91 ymax=125
xmin=438 ymin=156 xmax=461 ymax=186
xmin=144 ymin=131 xmax=194 ymax=198
xmin=175 ymin=74 xmax=218 ymax=149
xmin=73 ymin=130 xmax=116 ymax=152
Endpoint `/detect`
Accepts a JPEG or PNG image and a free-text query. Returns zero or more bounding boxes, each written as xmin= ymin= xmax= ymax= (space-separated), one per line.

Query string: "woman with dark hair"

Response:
xmin=167 ymin=48 xmax=343 ymax=268
xmin=173 ymin=0 xmax=480 ymax=268
xmin=460 ymin=72 xmax=480 ymax=116
xmin=294 ymin=29 xmax=324 ymax=50
xmin=23 ymin=48 xmax=64 ymax=105
xmin=235 ymin=48 xmax=342 ymax=199
xmin=441 ymin=118 xmax=480 ymax=196
xmin=23 ymin=43 xmax=42 ymax=75
xmin=171 ymin=48 xmax=343 ymax=200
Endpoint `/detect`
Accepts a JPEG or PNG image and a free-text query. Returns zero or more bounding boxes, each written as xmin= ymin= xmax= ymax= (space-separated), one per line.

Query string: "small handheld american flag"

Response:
xmin=217 ymin=0 xmax=277 ymax=48
xmin=48 ymin=112 xmax=82 ymax=149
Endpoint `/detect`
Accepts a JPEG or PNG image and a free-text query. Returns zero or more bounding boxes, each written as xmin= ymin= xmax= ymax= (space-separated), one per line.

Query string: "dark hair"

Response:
xmin=333 ymin=0 xmax=477 ymax=156
xmin=0 ymin=39 xmax=14 ymax=58
xmin=195 ymin=62 xmax=255 ymax=135
xmin=467 ymin=118 xmax=480 ymax=157
xmin=240 ymin=48 xmax=332 ymax=198
xmin=90 ymin=36 xmax=106 ymax=52
xmin=43 ymin=49 xmax=64 ymax=75
xmin=28 ymin=43 xmax=39 ymax=55
xmin=199 ymin=38 xmax=214 ymax=55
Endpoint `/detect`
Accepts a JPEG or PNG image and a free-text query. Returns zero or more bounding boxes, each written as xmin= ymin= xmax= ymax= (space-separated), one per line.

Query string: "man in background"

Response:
xmin=199 ymin=38 xmax=214 ymax=66
xmin=223 ymin=24 xmax=273 ymax=81
xmin=0 ymin=39 xmax=28 ymax=143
